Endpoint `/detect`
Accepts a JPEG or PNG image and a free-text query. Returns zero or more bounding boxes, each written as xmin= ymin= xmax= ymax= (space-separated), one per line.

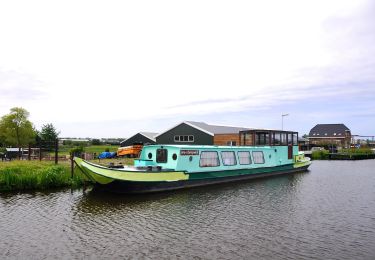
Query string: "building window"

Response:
xmin=252 ymin=151 xmax=265 ymax=164
xmin=200 ymin=151 xmax=220 ymax=167
xmin=156 ymin=149 xmax=168 ymax=163
xmin=238 ymin=151 xmax=252 ymax=165
xmin=221 ymin=151 xmax=237 ymax=166
xmin=174 ymin=135 xmax=194 ymax=142
xmin=226 ymin=141 xmax=237 ymax=146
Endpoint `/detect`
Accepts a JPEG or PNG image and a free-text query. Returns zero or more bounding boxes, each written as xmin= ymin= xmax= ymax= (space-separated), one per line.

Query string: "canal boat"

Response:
xmin=74 ymin=129 xmax=311 ymax=193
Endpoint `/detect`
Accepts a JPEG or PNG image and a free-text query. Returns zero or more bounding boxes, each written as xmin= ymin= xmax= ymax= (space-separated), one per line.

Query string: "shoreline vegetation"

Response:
xmin=311 ymin=148 xmax=375 ymax=160
xmin=0 ymin=161 xmax=85 ymax=192
xmin=0 ymin=158 xmax=135 ymax=192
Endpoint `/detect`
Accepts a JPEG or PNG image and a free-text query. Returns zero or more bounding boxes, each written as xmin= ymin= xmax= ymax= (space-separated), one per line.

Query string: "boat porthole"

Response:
xmin=148 ymin=153 xmax=152 ymax=159
xmin=172 ymin=153 xmax=177 ymax=160
xmin=189 ymin=156 xmax=193 ymax=162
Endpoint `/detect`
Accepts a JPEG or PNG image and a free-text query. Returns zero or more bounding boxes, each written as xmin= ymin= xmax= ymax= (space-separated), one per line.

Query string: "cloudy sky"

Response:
xmin=0 ymin=0 xmax=374 ymax=138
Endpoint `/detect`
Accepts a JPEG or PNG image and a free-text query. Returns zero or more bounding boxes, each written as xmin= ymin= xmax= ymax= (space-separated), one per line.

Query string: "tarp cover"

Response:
xmin=98 ymin=152 xmax=116 ymax=159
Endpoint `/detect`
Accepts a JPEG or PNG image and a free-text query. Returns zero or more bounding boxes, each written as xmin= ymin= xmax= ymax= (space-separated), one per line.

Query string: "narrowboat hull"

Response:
xmin=74 ymin=157 xmax=310 ymax=194
xmin=96 ymin=164 xmax=309 ymax=194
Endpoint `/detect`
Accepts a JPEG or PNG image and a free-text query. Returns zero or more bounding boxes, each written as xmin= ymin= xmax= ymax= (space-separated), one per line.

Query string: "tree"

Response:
xmin=91 ymin=139 xmax=101 ymax=145
xmin=40 ymin=123 xmax=60 ymax=142
xmin=0 ymin=107 xmax=36 ymax=148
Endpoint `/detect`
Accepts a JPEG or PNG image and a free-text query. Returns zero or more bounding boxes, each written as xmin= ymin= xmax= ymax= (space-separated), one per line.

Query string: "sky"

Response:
xmin=0 ymin=0 xmax=374 ymax=138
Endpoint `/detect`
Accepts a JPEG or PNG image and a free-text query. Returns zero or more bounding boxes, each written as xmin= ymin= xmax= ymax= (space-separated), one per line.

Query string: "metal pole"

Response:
xmin=281 ymin=113 xmax=289 ymax=130
xmin=70 ymin=152 xmax=74 ymax=179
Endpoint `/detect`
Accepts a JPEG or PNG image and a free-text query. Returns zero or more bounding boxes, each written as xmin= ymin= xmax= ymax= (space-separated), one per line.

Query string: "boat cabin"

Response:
xmin=239 ymin=129 xmax=298 ymax=146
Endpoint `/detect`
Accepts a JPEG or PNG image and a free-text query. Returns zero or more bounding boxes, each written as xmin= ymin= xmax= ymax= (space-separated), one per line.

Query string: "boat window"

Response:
xmin=238 ymin=151 xmax=252 ymax=165
xmin=272 ymin=132 xmax=281 ymax=145
xmin=287 ymin=133 xmax=293 ymax=145
xmin=255 ymin=132 xmax=269 ymax=145
xmin=293 ymin=133 xmax=298 ymax=145
xmin=252 ymin=151 xmax=265 ymax=164
xmin=200 ymin=151 xmax=220 ymax=167
xmin=156 ymin=149 xmax=168 ymax=163
xmin=221 ymin=151 xmax=237 ymax=166
xmin=172 ymin=153 xmax=177 ymax=160
xmin=244 ymin=132 xmax=254 ymax=145
xmin=148 ymin=153 xmax=152 ymax=159
xmin=281 ymin=133 xmax=287 ymax=145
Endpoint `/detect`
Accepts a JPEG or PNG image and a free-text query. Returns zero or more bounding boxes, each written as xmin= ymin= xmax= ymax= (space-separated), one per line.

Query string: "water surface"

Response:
xmin=1 ymin=160 xmax=375 ymax=259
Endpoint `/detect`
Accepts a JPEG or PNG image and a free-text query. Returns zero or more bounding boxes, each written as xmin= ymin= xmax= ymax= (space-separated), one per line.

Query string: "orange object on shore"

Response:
xmin=117 ymin=144 xmax=143 ymax=158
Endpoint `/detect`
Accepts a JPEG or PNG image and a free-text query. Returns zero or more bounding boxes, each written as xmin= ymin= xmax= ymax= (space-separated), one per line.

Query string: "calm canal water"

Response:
xmin=1 ymin=160 xmax=375 ymax=259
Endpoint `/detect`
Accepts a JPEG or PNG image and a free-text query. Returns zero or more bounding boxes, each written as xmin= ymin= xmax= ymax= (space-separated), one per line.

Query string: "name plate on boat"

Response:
xmin=180 ymin=150 xmax=199 ymax=156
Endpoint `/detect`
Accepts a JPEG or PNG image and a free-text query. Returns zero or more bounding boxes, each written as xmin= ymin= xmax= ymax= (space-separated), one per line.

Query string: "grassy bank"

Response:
xmin=0 ymin=160 xmax=88 ymax=192
xmin=312 ymin=148 xmax=375 ymax=160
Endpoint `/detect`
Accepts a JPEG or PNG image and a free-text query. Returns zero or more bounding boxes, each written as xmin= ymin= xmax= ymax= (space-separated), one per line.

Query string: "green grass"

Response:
xmin=53 ymin=145 xmax=119 ymax=156
xmin=0 ymin=160 xmax=88 ymax=192
xmin=84 ymin=145 xmax=118 ymax=153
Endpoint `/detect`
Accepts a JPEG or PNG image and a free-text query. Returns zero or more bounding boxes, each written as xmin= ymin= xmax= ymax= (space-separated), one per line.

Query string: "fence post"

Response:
xmin=28 ymin=143 xmax=31 ymax=161
xmin=70 ymin=152 xmax=74 ymax=178
xmin=55 ymin=139 xmax=58 ymax=165
xmin=39 ymin=145 xmax=42 ymax=161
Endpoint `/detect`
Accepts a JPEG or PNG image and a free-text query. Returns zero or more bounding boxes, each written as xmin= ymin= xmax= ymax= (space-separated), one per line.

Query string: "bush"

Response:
xmin=311 ymin=150 xmax=329 ymax=160
xmin=91 ymin=139 xmax=101 ymax=145
xmin=69 ymin=146 xmax=84 ymax=157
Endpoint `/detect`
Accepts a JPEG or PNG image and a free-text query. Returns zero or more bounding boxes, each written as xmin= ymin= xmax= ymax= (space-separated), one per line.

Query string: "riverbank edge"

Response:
xmin=311 ymin=151 xmax=375 ymax=160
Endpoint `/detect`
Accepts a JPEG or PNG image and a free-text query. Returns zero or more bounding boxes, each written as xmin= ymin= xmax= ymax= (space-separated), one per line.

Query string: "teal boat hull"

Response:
xmin=94 ymin=164 xmax=309 ymax=194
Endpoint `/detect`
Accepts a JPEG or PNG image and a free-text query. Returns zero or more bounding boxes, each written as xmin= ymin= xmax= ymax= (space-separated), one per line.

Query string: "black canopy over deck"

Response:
xmin=239 ymin=130 xmax=298 ymax=146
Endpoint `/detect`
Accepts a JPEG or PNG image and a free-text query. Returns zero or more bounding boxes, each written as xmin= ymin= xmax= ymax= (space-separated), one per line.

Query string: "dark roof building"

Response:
xmin=155 ymin=121 xmax=249 ymax=145
xmin=309 ymin=124 xmax=351 ymax=146
xmin=120 ymin=132 xmax=158 ymax=147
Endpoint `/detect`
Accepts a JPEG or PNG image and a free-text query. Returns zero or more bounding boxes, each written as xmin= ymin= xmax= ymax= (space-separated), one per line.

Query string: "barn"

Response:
xmin=155 ymin=121 xmax=249 ymax=146
xmin=120 ymin=132 xmax=158 ymax=147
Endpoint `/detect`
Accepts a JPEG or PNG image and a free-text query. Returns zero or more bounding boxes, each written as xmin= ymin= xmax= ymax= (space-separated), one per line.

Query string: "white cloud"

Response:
xmin=0 ymin=0 xmax=373 ymax=136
